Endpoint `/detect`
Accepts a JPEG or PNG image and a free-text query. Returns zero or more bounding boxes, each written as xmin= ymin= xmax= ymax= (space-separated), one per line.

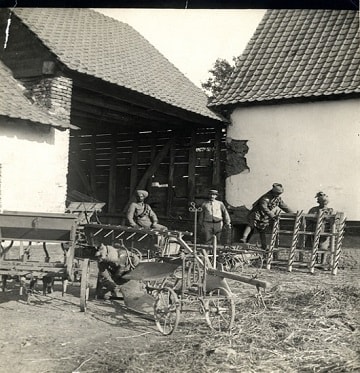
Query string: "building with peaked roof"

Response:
xmin=0 ymin=8 xmax=226 ymax=225
xmin=0 ymin=60 xmax=76 ymax=212
xmin=210 ymin=9 xmax=360 ymax=221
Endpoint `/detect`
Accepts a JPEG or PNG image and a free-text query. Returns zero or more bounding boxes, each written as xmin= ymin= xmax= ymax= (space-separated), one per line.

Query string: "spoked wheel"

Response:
xmin=204 ymin=287 xmax=235 ymax=332
xmin=80 ymin=259 xmax=91 ymax=312
xmin=154 ymin=287 xmax=180 ymax=335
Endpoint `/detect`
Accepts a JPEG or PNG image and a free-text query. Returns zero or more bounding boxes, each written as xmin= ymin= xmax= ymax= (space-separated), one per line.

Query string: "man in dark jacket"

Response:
xmin=240 ymin=183 xmax=293 ymax=250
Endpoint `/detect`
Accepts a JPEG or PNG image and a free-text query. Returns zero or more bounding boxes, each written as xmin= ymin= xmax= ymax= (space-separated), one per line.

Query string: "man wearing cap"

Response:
xmin=199 ymin=189 xmax=231 ymax=245
xmin=240 ymin=183 xmax=293 ymax=250
xmin=126 ymin=190 xmax=167 ymax=230
xmin=306 ymin=192 xmax=334 ymax=262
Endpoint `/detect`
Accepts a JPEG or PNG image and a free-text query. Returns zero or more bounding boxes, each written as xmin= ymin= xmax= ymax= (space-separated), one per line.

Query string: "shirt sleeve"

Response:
xmin=221 ymin=202 xmax=231 ymax=224
xmin=279 ymin=199 xmax=293 ymax=213
xmin=148 ymin=206 xmax=158 ymax=224
xmin=126 ymin=203 xmax=137 ymax=226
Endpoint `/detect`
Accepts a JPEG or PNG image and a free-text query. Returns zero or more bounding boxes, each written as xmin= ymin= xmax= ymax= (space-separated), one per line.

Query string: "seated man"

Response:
xmin=95 ymin=243 xmax=140 ymax=299
xmin=306 ymin=191 xmax=335 ymax=264
xmin=126 ymin=190 xmax=167 ymax=230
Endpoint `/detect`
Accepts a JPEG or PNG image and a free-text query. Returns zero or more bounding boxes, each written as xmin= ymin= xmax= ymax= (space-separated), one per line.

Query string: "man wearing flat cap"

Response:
xmin=199 ymin=189 xmax=231 ymax=245
xmin=126 ymin=190 xmax=167 ymax=230
xmin=240 ymin=183 xmax=293 ymax=250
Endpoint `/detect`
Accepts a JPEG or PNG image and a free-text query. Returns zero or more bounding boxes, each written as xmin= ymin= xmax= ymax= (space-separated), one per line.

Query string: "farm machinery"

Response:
xmin=0 ymin=203 xmax=270 ymax=335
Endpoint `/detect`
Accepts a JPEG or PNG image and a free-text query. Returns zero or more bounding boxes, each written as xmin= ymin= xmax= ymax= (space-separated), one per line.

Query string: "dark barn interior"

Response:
xmin=68 ymin=73 xmax=227 ymax=229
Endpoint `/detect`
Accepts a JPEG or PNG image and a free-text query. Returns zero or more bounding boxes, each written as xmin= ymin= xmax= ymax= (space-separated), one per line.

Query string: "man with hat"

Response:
xmin=199 ymin=189 xmax=231 ymax=245
xmin=126 ymin=190 xmax=167 ymax=230
xmin=240 ymin=183 xmax=293 ymax=251
xmin=306 ymin=192 xmax=334 ymax=263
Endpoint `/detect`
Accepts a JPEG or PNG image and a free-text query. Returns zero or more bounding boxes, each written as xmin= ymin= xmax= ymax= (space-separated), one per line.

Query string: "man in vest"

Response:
xmin=126 ymin=190 xmax=167 ymax=230
xmin=199 ymin=189 xmax=231 ymax=245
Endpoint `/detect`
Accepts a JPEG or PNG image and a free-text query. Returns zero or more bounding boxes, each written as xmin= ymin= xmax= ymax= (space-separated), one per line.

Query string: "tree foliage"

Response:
xmin=201 ymin=57 xmax=237 ymax=101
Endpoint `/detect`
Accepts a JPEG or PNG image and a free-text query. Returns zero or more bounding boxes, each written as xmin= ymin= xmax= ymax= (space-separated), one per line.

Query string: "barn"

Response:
xmin=0 ymin=8 xmax=226 ymax=229
xmin=209 ymin=9 xmax=360 ymax=230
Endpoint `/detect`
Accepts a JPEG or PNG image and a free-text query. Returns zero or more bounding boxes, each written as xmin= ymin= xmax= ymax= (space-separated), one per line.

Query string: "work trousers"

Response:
xmin=202 ymin=221 xmax=223 ymax=245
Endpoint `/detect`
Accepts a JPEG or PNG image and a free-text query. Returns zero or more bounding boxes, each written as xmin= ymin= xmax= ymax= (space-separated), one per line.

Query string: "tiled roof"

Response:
xmin=210 ymin=10 xmax=360 ymax=107
xmin=0 ymin=61 xmax=74 ymax=129
xmin=13 ymin=8 xmax=221 ymax=121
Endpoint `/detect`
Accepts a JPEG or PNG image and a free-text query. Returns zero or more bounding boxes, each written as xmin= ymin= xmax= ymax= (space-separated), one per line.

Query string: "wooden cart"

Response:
xmin=0 ymin=211 xmax=78 ymax=303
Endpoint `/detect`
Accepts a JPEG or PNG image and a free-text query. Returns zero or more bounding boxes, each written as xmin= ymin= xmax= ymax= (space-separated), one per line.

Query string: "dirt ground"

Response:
xmin=0 ymin=243 xmax=359 ymax=373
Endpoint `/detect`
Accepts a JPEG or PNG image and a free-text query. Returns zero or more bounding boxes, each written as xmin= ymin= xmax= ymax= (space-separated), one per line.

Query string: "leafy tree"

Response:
xmin=201 ymin=57 xmax=238 ymax=101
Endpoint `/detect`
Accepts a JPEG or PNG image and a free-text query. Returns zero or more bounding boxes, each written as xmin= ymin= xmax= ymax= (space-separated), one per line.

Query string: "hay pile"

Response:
xmin=90 ymin=268 xmax=359 ymax=373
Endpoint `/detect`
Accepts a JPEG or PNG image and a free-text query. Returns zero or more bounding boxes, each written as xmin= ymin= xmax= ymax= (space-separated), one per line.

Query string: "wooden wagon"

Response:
xmin=0 ymin=211 xmax=80 ymax=303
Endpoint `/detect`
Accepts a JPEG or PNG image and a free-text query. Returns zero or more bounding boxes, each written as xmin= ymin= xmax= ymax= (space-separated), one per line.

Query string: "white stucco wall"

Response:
xmin=226 ymin=99 xmax=360 ymax=220
xmin=0 ymin=122 xmax=69 ymax=213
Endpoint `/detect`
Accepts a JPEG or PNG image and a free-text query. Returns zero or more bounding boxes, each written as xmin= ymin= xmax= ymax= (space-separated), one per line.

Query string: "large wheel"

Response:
xmin=154 ymin=287 xmax=180 ymax=335
xmin=80 ymin=259 xmax=91 ymax=312
xmin=204 ymin=287 xmax=235 ymax=332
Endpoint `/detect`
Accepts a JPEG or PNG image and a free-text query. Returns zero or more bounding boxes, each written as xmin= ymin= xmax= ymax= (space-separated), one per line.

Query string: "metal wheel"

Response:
xmin=204 ymin=287 xmax=235 ymax=332
xmin=80 ymin=259 xmax=91 ymax=312
xmin=154 ymin=287 xmax=180 ymax=335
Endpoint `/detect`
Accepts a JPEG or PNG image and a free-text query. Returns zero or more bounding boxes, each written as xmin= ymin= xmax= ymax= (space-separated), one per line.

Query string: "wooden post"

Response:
xmin=212 ymin=127 xmax=222 ymax=187
xmin=331 ymin=213 xmax=346 ymax=275
xmin=309 ymin=210 xmax=325 ymax=274
xmin=329 ymin=217 xmax=336 ymax=270
xmin=266 ymin=214 xmax=280 ymax=269
xmin=89 ymin=134 xmax=97 ymax=197
xmin=129 ymin=139 xmax=139 ymax=197
xmin=287 ymin=211 xmax=303 ymax=272
xmin=212 ymin=235 xmax=218 ymax=269
xmin=167 ymin=136 xmax=176 ymax=216
xmin=187 ymin=130 xmax=197 ymax=206
xmin=108 ymin=133 xmax=117 ymax=213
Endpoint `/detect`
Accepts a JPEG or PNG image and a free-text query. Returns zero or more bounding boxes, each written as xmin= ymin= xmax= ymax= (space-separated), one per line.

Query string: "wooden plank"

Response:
xmin=89 ymin=134 xmax=97 ymax=197
xmin=187 ymin=130 xmax=197 ymax=204
xmin=122 ymin=138 xmax=174 ymax=213
xmin=108 ymin=133 xmax=117 ymax=213
xmin=212 ymin=127 xmax=222 ymax=187
xmin=167 ymin=137 xmax=176 ymax=215
xmin=129 ymin=139 xmax=139 ymax=197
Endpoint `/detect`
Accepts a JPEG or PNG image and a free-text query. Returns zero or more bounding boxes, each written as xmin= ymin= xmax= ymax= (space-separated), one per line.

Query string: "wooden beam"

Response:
xmin=212 ymin=127 xmax=222 ymax=187
xmin=187 ymin=130 xmax=197 ymax=204
xmin=108 ymin=133 xmax=117 ymax=213
xmin=89 ymin=135 xmax=96 ymax=199
xmin=122 ymin=137 xmax=174 ymax=213
xmin=129 ymin=139 xmax=139 ymax=197
xmin=166 ymin=136 xmax=176 ymax=215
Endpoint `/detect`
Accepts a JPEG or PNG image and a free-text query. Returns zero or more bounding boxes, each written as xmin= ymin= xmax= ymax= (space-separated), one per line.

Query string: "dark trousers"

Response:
xmin=202 ymin=221 xmax=223 ymax=245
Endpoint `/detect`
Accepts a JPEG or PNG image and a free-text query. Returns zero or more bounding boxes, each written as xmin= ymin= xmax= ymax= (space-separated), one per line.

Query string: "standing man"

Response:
xmin=199 ymin=189 xmax=231 ymax=245
xmin=126 ymin=190 xmax=167 ymax=230
xmin=240 ymin=183 xmax=293 ymax=250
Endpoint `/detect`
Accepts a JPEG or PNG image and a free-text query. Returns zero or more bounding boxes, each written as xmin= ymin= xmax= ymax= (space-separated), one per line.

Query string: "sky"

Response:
xmin=95 ymin=9 xmax=266 ymax=88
